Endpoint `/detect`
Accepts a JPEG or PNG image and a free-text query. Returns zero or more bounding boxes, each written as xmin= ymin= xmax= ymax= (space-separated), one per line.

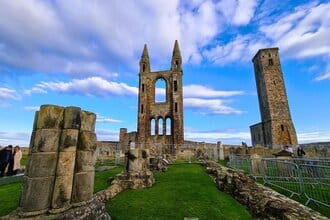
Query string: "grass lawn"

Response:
xmin=0 ymin=182 xmax=21 ymax=216
xmin=0 ymin=166 xmax=123 ymax=217
xmin=107 ymin=164 xmax=252 ymax=220
xmin=94 ymin=166 xmax=123 ymax=193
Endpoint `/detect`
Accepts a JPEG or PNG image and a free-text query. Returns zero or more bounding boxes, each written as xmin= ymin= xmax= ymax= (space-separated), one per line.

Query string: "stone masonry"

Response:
xmin=8 ymin=105 xmax=109 ymax=220
xmin=250 ymin=48 xmax=298 ymax=148
xmin=120 ymin=41 xmax=184 ymax=156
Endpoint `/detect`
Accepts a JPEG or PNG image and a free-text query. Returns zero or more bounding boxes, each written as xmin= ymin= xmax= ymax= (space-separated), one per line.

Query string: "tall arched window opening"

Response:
xmin=166 ymin=118 xmax=172 ymax=135
xmin=150 ymin=118 xmax=155 ymax=135
xmin=158 ymin=118 xmax=163 ymax=135
xmin=155 ymin=78 xmax=166 ymax=103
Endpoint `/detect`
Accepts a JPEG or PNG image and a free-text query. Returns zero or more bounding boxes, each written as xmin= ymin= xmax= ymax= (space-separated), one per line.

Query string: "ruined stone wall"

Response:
xmin=96 ymin=141 xmax=121 ymax=160
xmin=119 ymin=128 xmax=137 ymax=152
xmin=14 ymin=105 xmax=108 ymax=219
xmin=203 ymin=161 xmax=327 ymax=220
xmin=250 ymin=122 xmax=264 ymax=146
xmin=136 ymin=42 xmax=184 ymax=154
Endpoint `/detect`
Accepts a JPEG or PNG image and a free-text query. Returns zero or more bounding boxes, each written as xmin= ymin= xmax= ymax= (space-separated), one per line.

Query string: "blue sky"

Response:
xmin=0 ymin=0 xmax=329 ymax=147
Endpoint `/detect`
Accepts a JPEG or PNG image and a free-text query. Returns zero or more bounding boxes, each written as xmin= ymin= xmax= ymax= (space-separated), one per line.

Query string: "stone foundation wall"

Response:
xmin=202 ymin=160 xmax=327 ymax=220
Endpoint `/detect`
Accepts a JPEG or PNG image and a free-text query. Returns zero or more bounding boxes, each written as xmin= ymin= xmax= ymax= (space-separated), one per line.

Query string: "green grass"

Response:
xmin=0 ymin=166 xmax=123 ymax=217
xmin=107 ymin=164 xmax=251 ymax=220
xmin=21 ymin=154 xmax=28 ymax=166
xmin=0 ymin=182 xmax=22 ymax=216
xmin=94 ymin=166 xmax=123 ymax=193
xmin=218 ymin=160 xmax=225 ymax=166
xmin=254 ymin=177 xmax=330 ymax=218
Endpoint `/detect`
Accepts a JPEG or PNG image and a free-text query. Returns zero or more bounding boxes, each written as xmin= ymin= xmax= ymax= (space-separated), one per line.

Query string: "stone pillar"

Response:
xmin=51 ymin=107 xmax=80 ymax=212
xmin=16 ymin=105 xmax=109 ymax=219
xmin=19 ymin=105 xmax=63 ymax=215
xmin=72 ymin=111 xmax=97 ymax=205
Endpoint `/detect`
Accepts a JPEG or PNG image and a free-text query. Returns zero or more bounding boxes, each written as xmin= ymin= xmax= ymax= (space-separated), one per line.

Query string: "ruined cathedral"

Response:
xmin=120 ymin=41 xmax=184 ymax=154
xmin=119 ymin=43 xmax=298 ymax=151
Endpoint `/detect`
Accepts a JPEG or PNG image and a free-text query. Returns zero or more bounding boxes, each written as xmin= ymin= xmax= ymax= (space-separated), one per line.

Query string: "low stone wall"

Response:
xmin=202 ymin=160 xmax=327 ymax=220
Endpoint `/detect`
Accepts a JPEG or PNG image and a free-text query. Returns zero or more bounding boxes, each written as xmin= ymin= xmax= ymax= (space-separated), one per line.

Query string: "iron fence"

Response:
xmin=228 ymin=156 xmax=330 ymax=208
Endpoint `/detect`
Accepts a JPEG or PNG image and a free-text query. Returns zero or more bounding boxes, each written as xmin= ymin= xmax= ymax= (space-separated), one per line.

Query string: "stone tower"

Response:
xmin=137 ymin=40 xmax=184 ymax=154
xmin=250 ymin=48 xmax=298 ymax=148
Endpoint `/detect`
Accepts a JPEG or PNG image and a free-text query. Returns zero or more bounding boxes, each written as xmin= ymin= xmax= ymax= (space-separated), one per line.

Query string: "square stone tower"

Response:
xmin=137 ymin=40 xmax=184 ymax=154
xmin=250 ymin=48 xmax=298 ymax=148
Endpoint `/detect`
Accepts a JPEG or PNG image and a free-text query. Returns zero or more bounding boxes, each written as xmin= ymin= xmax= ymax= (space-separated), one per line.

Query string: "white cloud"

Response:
xmin=297 ymin=130 xmax=330 ymax=143
xmin=30 ymin=77 xmax=138 ymax=97
xmin=96 ymin=129 xmax=119 ymax=142
xmin=216 ymin=0 xmax=258 ymax=25
xmin=96 ymin=115 xmax=122 ymax=123
xmin=315 ymin=71 xmax=330 ymax=81
xmin=203 ymin=35 xmax=269 ymax=65
xmin=0 ymin=87 xmax=21 ymax=101
xmin=184 ymin=98 xmax=242 ymax=114
xmin=184 ymin=84 xmax=244 ymax=98
xmin=24 ymin=87 xmax=47 ymax=96
xmin=0 ymin=0 xmax=224 ymax=76
xmin=23 ymin=106 xmax=40 ymax=111
xmin=185 ymin=130 xmax=251 ymax=144
xmin=0 ymin=131 xmax=30 ymax=147
xmin=260 ymin=2 xmax=330 ymax=59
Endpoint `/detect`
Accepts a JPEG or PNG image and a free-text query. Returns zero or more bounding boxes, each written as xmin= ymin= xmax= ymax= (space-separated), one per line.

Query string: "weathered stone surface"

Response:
xmin=32 ymin=129 xmax=61 ymax=153
xmin=15 ymin=104 xmax=105 ymax=219
xmin=94 ymin=183 xmax=125 ymax=202
xmin=72 ymin=171 xmax=95 ymax=204
xmin=19 ymin=176 xmax=55 ymax=213
xmin=36 ymin=105 xmax=64 ymax=129
xmin=51 ymin=174 xmax=74 ymax=210
xmin=59 ymin=129 xmax=79 ymax=151
xmin=32 ymin=111 xmax=39 ymax=131
xmin=135 ymin=42 xmax=184 ymax=154
xmin=250 ymin=48 xmax=297 ymax=148
xmin=80 ymin=111 xmax=96 ymax=132
xmin=55 ymin=151 xmax=76 ymax=176
xmin=63 ymin=106 xmax=81 ymax=129
xmin=77 ymin=131 xmax=97 ymax=151
xmin=202 ymin=160 xmax=327 ymax=220
xmin=75 ymin=151 xmax=95 ymax=172
xmin=25 ymin=152 xmax=57 ymax=178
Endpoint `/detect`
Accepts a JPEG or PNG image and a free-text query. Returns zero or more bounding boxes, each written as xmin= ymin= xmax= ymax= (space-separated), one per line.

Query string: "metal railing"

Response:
xmin=228 ymin=156 xmax=330 ymax=208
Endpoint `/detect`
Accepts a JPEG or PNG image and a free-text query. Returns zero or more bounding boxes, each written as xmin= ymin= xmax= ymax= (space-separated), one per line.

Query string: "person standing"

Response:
xmin=13 ymin=146 xmax=22 ymax=175
xmin=297 ymin=146 xmax=306 ymax=158
xmin=0 ymin=145 xmax=13 ymax=177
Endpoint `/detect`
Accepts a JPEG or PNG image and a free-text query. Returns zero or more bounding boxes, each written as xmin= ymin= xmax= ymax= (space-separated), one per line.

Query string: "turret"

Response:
xmin=171 ymin=40 xmax=182 ymax=71
xmin=139 ymin=44 xmax=150 ymax=73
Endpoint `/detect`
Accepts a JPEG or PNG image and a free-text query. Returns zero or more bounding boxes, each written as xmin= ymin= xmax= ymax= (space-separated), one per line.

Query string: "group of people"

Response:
xmin=283 ymin=145 xmax=306 ymax=157
xmin=0 ymin=145 xmax=22 ymax=177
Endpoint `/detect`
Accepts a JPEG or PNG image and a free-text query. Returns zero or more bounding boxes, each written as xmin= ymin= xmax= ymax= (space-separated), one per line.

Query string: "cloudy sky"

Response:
xmin=0 ymin=0 xmax=329 ymax=146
